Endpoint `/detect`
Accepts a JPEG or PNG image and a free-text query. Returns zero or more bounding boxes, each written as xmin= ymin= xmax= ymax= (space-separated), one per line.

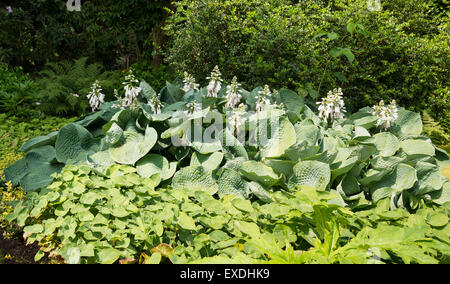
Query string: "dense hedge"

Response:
xmin=0 ymin=0 xmax=169 ymax=71
xmin=164 ymin=0 xmax=449 ymax=129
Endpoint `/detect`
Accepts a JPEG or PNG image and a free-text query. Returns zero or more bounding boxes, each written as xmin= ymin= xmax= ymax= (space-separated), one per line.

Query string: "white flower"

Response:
xmin=72 ymin=93 xmax=79 ymax=98
xmin=148 ymin=93 xmax=163 ymax=114
xmin=122 ymin=70 xmax=142 ymax=106
xmin=185 ymin=100 xmax=202 ymax=116
xmin=255 ymin=85 xmax=272 ymax=112
xmin=225 ymin=76 xmax=242 ymax=108
xmin=183 ymin=72 xmax=200 ymax=92
xmin=87 ymin=80 xmax=105 ymax=112
xmin=317 ymin=88 xmax=346 ymax=123
xmin=206 ymin=65 xmax=223 ymax=98
xmin=228 ymin=103 xmax=246 ymax=136
xmin=259 ymin=85 xmax=272 ymax=97
xmin=372 ymin=100 xmax=398 ymax=131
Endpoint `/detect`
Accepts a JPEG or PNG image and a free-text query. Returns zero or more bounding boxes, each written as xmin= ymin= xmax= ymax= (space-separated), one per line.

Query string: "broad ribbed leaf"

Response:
xmin=288 ymin=161 xmax=331 ymax=191
xmin=109 ymin=124 xmax=157 ymax=165
xmin=55 ymin=123 xmax=96 ymax=164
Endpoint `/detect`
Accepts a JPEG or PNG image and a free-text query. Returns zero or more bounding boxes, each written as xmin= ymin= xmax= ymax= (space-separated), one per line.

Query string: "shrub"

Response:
xmin=0 ymin=63 xmax=37 ymax=118
xmin=164 ymin=0 xmax=449 ymax=130
xmin=0 ymin=0 xmax=169 ymax=71
xmin=131 ymin=63 xmax=176 ymax=93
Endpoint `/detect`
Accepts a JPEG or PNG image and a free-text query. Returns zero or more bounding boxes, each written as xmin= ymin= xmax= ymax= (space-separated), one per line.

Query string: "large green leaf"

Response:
xmin=370 ymin=164 xmax=418 ymax=202
xmin=217 ymin=168 xmax=250 ymax=199
xmin=400 ymin=139 xmax=435 ymax=156
xmin=288 ymin=161 xmax=331 ymax=191
xmin=259 ymin=117 xmax=296 ymax=158
xmin=20 ymin=163 xmax=64 ymax=192
xmin=190 ymin=152 xmax=224 ymax=171
xmin=240 ymin=161 xmax=280 ymax=186
xmin=391 ymin=109 xmax=423 ymax=136
xmin=411 ymin=161 xmax=446 ymax=196
xmin=219 ymin=129 xmax=248 ymax=160
xmin=109 ymin=124 xmax=157 ymax=165
xmin=55 ymin=123 xmax=96 ymax=164
xmin=136 ymin=154 xmax=175 ymax=181
xmin=373 ymin=133 xmax=400 ymax=157
xmin=3 ymin=158 xmax=28 ymax=187
xmin=172 ymin=166 xmax=218 ymax=195
xmin=279 ymin=89 xmax=304 ymax=118
xmin=20 ymin=132 xmax=58 ymax=153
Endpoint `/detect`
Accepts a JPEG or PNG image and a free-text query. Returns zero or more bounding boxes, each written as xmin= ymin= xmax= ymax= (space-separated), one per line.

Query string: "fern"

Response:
xmin=422 ymin=111 xmax=450 ymax=152
xmin=36 ymin=57 xmax=122 ymax=117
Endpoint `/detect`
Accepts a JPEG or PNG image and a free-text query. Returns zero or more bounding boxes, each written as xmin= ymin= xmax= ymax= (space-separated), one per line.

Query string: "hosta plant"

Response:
xmin=2 ymin=71 xmax=450 ymax=264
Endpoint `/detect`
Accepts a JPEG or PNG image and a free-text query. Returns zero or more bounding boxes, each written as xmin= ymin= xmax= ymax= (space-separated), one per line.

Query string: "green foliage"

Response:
xmin=35 ymin=58 xmax=122 ymax=117
xmin=4 ymin=78 xmax=449 ymax=208
xmin=0 ymin=63 xmax=37 ymax=118
xmin=2 ymin=73 xmax=449 ymax=264
xmin=423 ymin=111 xmax=450 ymax=152
xmin=0 ymin=1 xmax=168 ymax=71
xmin=164 ymin=0 xmax=449 ymax=129
xmin=6 ymin=168 xmax=449 ymax=264
xmin=131 ymin=63 xmax=176 ymax=93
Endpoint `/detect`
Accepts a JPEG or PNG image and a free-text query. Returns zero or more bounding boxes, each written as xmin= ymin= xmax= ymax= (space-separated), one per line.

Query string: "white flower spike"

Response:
xmin=87 ymin=80 xmax=105 ymax=112
xmin=255 ymin=85 xmax=272 ymax=112
xmin=317 ymin=88 xmax=346 ymax=123
xmin=122 ymin=70 xmax=142 ymax=107
xmin=183 ymin=72 xmax=200 ymax=92
xmin=225 ymin=76 xmax=242 ymax=108
xmin=206 ymin=65 xmax=223 ymax=98
xmin=372 ymin=100 xmax=398 ymax=131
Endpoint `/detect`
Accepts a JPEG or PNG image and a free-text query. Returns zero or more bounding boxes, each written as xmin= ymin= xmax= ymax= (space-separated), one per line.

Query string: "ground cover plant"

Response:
xmin=2 ymin=69 xmax=449 ymax=264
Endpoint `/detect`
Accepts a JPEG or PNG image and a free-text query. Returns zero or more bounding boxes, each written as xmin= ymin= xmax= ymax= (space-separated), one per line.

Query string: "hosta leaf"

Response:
xmin=240 ymin=161 xmax=280 ymax=186
xmin=20 ymin=132 xmax=58 ymax=152
xmin=370 ymin=164 xmax=417 ymax=201
xmin=140 ymin=80 xmax=157 ymax=101
xmin=411 ymin=162 xmax=445 ymax=196
xmin=172 ymin=166 xmax=218 ymax=195
xmin=178 ymin=212 xmax=197 ymax=231
xmin=55 ymin=123 xmax=97 ymax=164
xmin=217 ymin=168 xmax=250 ymax=199
xmin=331 ymin=157 xmax=359 ymax=179
xmin=279 ymin=88 xmax=304 ymax=118
xmin=263 ymin=159 xmax=295 ymax=178
xmin=288 ymin=161 xmax=331 ymax=191
xmin=109 ymin=124 xmax=157 ymax=165
xmin=20 ymin=163 xmax=64 ymax=192
xmin=294 ymin=124 xmax=321 ymax=146
xmin=136 ymin=154 xmax=173 ymax=181
xmin=373 ymin=132 xmax=400 ymax=157
xmin=248 ymin=181 xmax=273 ymax=203
xmin=4 ymin=158 xmax=28 ymax=187
xmin=400 ymin=140 xmax=435 ymax=156
xmin=259 ymin=117 xmax=296 ymax=158
xmin=190 ymin=152 xmax=224 ymax=171
xmin=220 ymin=129 xmax=248 ymax=160
xmin=25 ymin=145 xmax=56 ymax=168
xmin=391 ymin=109 xmax=423 ymax=136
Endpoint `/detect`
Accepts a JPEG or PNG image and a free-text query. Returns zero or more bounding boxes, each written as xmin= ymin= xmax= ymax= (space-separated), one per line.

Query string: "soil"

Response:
xmin=0 ymin=228 xmax=47 ymax=264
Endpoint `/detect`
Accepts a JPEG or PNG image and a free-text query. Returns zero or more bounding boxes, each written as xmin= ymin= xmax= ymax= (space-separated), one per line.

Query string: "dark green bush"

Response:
xmin=164 ymin=0 xmax=449 ymax=129
xmin=0 ymin=63 xmax=38 ymax=118
xmin=131 ymin=63 xmax=176 ymax=93
xmin=0 ymin=0 xmax=168 ymax=72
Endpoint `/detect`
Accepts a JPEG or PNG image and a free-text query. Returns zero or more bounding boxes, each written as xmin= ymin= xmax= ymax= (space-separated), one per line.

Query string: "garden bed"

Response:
xmin=0 ymin=228 xmax=46 ymax=264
